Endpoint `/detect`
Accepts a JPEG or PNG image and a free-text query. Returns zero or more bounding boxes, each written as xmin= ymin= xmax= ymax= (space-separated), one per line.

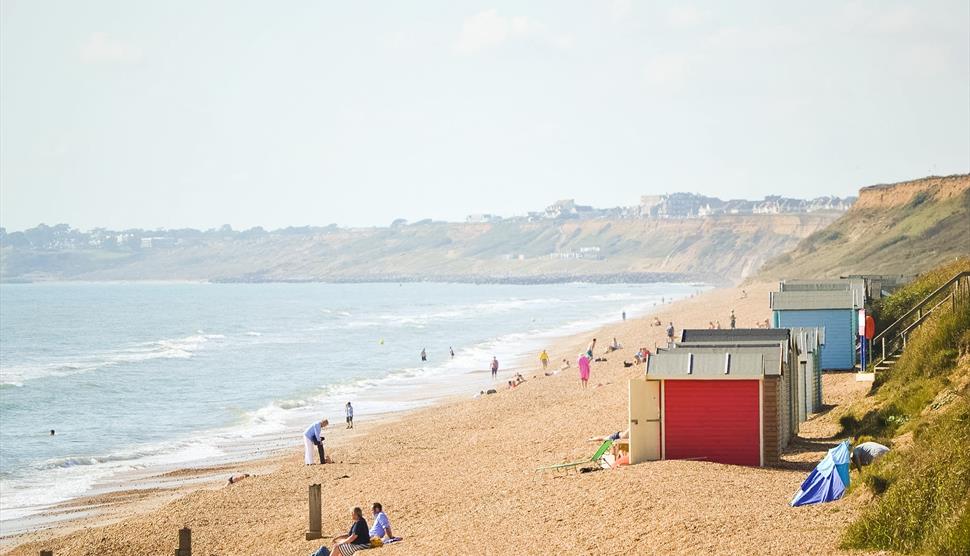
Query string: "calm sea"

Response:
xmin=0 ymin=281 xmax=697 ymax=527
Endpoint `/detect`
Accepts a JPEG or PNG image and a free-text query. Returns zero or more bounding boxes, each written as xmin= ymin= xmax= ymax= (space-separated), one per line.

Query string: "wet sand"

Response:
xmin=2 ymin=282 xmax=876 ymax=555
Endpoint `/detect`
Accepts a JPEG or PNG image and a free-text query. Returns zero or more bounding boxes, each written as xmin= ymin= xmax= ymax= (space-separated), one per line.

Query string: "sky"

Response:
xmin=1 ymin=1 xmax=968 ymax=231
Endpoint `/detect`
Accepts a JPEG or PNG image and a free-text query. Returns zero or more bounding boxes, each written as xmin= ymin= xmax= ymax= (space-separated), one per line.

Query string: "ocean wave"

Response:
xmin=0 ymin=333 xmax=225 ymax=386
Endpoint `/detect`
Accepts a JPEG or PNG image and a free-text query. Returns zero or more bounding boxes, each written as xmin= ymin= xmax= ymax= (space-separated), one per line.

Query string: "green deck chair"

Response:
xmin=537 ymin=439 xmax=613 ymax=473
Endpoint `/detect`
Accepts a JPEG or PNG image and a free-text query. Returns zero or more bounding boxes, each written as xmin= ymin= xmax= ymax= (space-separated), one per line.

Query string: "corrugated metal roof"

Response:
xmin=769 ymin=289 xmax=858 ymax=310
xmin=780 ymin=279 xmax=866 ymax=304
xmin=680 ymin=328 xmax=790 ymax=342
xmin=647 ymin=344 xmax=782 ymax=379
xmin=790 ymin=326 xmax=824 ymax=352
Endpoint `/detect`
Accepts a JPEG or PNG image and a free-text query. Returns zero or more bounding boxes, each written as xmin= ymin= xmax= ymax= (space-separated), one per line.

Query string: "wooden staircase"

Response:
xmin=868 ymin=270 xmax=970 ymax=376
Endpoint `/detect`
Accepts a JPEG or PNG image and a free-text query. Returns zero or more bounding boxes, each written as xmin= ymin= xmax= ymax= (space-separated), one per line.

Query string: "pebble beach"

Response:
xmin=2 ymin=282 xmax=877 ymax=556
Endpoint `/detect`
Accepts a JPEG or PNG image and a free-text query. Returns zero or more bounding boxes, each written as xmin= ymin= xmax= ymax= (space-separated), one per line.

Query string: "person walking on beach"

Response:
xmin=539 ymin=349 xmax=549 ymax=370
xmin=730 ymin=310 xmax=736 ymax=329
xmin=578 ymin=353 xmax=591 ymax=388
xmin=450 ymin=346 xmax=455 ymax=358
xmin=303 ymin=419 xmax=328 ymax=465
xmin=666 ymin=322 xmax=675 ymax=342
xmin=490 ymin=356 xmax=499 ymax=379
xmin=622 ymin=311 xmax=626 ymax=321
xmin=345 ymin=402 xmax=354 ymax=429
xmin=420 ymin=348 xmax=427 ymax=362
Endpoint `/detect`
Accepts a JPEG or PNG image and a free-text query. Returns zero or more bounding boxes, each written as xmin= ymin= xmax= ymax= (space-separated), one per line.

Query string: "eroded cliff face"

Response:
xmin=853 ymin=175 xmax=969 ymax=209
xmin=759 ymin=174 xmax=970 ymax=280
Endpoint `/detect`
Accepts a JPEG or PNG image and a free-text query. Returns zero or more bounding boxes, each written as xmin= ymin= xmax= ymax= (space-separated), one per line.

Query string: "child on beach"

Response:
xmin=304 ymin=419 xmax=329 ymax=465
xmin=578 ymin=353 xmax=591 ymax=388
xmin=345 ymin=402 xmax=354 ymax=429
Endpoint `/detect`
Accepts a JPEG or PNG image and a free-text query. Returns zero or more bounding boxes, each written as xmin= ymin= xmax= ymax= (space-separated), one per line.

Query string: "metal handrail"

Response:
xmin=871 ymin=271 xmax=969 ymax=345
xmin=869 ymin=270 xmax=969 ymax=371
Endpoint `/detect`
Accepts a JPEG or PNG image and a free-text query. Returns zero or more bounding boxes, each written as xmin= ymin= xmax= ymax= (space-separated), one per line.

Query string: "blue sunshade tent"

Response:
xmin=791 ymin=441 xmax=851 ymax=507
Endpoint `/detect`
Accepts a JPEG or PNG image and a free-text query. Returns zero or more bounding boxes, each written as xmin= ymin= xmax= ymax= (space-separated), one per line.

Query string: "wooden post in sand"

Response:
xmin=175 ymin=527 xmax=191 ymax=556
xmin=306 ymin=483 xmax=323 ymax=540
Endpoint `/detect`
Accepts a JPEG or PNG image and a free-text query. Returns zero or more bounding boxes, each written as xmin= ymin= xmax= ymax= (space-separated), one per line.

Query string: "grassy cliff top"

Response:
xmin=758 ymin=174 xmax=970 ymax=280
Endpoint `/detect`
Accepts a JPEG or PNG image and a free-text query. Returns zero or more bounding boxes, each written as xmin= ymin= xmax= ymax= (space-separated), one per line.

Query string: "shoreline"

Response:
xmin=2 ymin=280 xmax=873 ymax=555
xmin=0 ymin=284 xmax=700 ymax=541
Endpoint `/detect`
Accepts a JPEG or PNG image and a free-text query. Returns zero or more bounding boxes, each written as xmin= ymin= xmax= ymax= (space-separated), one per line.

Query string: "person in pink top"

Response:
xmin=578 ymin=353 xmax=591 ymax=388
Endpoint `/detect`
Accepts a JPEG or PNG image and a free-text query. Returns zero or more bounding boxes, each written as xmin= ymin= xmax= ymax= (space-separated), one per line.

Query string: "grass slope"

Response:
xmin=836 ymin=260 xmax=970 ymax=554
xmin=760 ymin=175 xmax=970 ymax=279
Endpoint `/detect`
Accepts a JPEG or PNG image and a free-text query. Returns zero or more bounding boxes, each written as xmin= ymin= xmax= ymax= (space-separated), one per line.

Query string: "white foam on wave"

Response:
xmin=0 ymin=333 xmax=226 ymax=386
xmin=0 ymin=435 xmax=225 ymax=523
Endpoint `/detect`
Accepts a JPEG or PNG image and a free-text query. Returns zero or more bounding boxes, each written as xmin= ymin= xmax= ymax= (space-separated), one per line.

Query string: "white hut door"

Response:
xmin=629 ymin=379 xmax=662 ymax=464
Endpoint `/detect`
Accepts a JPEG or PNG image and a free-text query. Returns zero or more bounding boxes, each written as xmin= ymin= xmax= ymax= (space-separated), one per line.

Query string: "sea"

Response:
xmin=0 ymin=281 xmax=699 ymax=530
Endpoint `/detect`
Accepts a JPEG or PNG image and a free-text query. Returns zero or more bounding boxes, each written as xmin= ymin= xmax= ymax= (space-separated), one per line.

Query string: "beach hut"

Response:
xmin=678 ymin=327 xmax=826 ymax=421
xmin=628 ymin=343 xmax=794 ymax=467
xmin=791 ymin=327 xmax=825 ymax=417
xmin=677 ymin=328 xmax=801 ymax=431
xmin=770 ymin=280 xmax=865 ymax=371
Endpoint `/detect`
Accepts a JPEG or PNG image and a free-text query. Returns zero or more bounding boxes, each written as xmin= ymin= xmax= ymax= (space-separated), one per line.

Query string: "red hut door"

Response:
xmin=663 ymin=380 xmax=761 ymax=466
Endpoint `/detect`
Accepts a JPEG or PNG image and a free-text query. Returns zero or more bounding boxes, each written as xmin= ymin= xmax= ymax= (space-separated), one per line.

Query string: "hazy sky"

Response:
xmin=1 ymin=1 xmax=968 ymax=231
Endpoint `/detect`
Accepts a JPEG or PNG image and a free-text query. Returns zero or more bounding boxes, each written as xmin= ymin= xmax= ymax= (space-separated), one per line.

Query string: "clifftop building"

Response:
xmin=638 ymin=193 xmax=854 ymax=219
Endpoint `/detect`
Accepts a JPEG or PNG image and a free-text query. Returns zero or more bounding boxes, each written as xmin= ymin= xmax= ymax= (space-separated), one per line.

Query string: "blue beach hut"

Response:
xmin=770 ymin=280 xmax=864 ymax=371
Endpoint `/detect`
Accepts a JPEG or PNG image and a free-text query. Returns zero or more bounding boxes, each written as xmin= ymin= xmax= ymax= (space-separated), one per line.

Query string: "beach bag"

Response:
xmin=370 ymin=537 xmax=384 ymax=548
xmin=310 ymin=547 xmax=330 ymax=556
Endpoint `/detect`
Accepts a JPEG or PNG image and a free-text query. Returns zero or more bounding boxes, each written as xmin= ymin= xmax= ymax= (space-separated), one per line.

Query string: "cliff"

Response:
xmin=759 ymin=174 xmax=970 ymax=280
xmin=1 ymin=213 xmax=838 ymax=285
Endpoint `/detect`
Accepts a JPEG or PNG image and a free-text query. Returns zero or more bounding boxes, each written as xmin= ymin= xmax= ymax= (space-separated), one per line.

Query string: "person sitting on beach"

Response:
xmin=560 ymin=358 xmax=571 ymax=370
xmin=607 ymin=337 xmax=622 ymax=352
xmin=327 ymin=507 xmax=371 ymax=556
xmin=227 ymin=473 xmax=251 ymax=485
xmin=369 ymin=502 xmax=395 ymax=542
xmin=304 ymin=419 xmax=329 ymax=465
xmin=715 ymin=320 xmax=722 ymax=329
xmin=513 ymin=372 xmax=526 ymax=385
xmin=652 ymin=317 xmax=662 ymax=327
